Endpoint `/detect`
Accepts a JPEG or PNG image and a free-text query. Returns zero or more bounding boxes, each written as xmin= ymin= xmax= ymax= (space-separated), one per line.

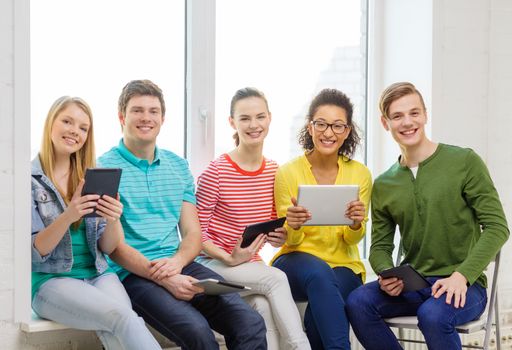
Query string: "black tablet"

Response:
xmin=192 ymin=278 xmax=251 ymax=295
xmin=81 ymin=168 xmax=122 ymax=218
xmin=379 ymin=264 xmax=431 ymax=292
xmin=241 ymin=217 xmax=286 ymax=248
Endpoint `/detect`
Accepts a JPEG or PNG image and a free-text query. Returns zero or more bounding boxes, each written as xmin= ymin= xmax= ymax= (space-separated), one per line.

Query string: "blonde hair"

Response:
xmin=39 ymin=96 xmax=96 ymax=206
xmin=379 ymin=82 xmax=426 ymax=119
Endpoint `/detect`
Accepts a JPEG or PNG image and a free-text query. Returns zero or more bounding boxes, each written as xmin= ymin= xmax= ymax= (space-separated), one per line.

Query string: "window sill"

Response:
xmin=20 ymin=311 xmax=69 ymax=332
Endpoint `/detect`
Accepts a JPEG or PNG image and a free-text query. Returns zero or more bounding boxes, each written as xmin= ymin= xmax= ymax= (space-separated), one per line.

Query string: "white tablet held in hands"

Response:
xmin=297 ymin=185 xmax=359 ymax=226
xmin=192 ymin=278 xmax=251 ymax=295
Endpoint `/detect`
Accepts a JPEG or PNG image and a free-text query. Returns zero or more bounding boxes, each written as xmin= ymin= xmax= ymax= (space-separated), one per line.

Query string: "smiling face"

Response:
xmin=307 ymin=104 xmax=350 ymax=157
xmin=229 ymin=96 xmax=271 ymax=147
xmin=50 ymin=103 xmax=91 ymax=157
xmin=381 ymin=93 xmax=428 ymax=149
xmin=119 ymin=94 xmax=164 ymax=147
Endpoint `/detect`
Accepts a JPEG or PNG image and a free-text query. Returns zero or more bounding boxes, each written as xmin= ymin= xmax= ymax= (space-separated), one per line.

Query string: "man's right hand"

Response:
xmin=157 ymin=274 xmax=204 ymax=301
xmin=378 ymin=275 xmax=404 ymax=296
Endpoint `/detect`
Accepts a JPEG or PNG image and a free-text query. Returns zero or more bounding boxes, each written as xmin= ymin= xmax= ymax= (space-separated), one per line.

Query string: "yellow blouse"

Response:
xmin=271 ymin=154 xmax=372 ymax=281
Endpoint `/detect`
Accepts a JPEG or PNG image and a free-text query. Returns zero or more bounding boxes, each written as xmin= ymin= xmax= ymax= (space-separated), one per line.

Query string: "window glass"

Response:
xmin=215 ymin=0 xmax=368 ymax=261
xmin=30 ymin=0 xmax=185 ymax=158
xmin=215 ymin=0 xmax=366 ymax=164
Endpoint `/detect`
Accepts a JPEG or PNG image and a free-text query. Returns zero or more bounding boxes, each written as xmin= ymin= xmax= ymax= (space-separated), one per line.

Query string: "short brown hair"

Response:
xmin=118 ymin=79 xmax=166 ymax=116
xmin=379 ymin=82 xmax=426 ymax=119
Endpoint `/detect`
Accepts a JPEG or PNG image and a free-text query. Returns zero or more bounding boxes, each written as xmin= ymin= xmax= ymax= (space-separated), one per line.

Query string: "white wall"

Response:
xmin=1 ymin=0 xmax=103 ymax=348
xmin=431 ymin=0 xmax=512 ymax=294
xmin=0 ymin=0 xmax=26 ymax=346
xmin=368 ymin=0 xmax=433 ymax=176
xmin=369 ymin=0 xmax=512 ymax=308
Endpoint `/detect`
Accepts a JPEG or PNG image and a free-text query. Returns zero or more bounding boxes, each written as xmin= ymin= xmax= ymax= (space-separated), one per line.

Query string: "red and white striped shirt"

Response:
xmin=196 ymin=154 xmax=278 ymax=261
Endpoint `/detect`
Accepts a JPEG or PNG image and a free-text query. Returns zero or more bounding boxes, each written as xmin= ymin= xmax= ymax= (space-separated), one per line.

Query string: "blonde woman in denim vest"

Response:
xmin=31 ymin=96 xmax=160 ymax=350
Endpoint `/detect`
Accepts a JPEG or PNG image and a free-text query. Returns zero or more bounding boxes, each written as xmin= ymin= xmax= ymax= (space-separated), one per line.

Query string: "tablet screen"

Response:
xmin=81 ymin=168 xmax=122 ymax=218
xmin=297 ymin=185 xmax=359 ymax=226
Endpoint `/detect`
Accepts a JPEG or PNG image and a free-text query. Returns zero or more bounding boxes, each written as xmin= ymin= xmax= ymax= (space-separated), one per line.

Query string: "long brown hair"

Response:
xmin=39 ymin=96 xmax=96 ymax=206
xmin=229 ymin=87 xmax=270 ymax=146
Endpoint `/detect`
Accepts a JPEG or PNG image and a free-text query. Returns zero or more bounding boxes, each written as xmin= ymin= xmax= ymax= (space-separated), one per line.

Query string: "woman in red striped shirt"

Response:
xmin=196 ymin=88 xmax=310 ymax=350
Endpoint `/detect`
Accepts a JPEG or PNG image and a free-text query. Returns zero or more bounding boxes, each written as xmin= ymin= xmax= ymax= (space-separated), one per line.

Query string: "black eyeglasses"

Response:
xmin=310 ymin=120 xmax=349 ymax=134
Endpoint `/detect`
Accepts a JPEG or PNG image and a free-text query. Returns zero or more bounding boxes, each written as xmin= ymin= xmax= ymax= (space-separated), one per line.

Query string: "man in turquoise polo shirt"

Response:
xmin=346 ymin=82 xmax=509 ymax=350
xmin=99 ymin=79 xmax=266 ymax=350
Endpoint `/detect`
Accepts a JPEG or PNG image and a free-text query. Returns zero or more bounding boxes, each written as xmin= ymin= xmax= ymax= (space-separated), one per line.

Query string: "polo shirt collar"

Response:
xmin=117 ymin=139 xmax=161 ymax=168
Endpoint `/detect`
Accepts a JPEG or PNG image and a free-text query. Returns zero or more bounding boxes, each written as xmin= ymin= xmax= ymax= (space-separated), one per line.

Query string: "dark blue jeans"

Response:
xmin=273 ymin=252 xmax=363 ymax=350
xmin=123 ymin=261 xmax=267 ymax=350
xmin=346 ymin=279 xmax=487 ymax=350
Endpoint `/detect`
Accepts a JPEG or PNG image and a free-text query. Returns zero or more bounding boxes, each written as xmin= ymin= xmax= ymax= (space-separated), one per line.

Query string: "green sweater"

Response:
xmin=370 ymin=144 xmax=509 ymax=287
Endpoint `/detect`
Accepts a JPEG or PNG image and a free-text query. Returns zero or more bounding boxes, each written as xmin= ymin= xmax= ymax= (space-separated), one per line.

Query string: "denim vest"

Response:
xmin=31 ymin=157 xmax=109 ymax=274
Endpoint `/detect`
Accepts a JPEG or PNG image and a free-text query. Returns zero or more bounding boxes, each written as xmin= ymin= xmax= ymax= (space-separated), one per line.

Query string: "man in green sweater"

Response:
xmin=346 ymin=82 xmax=509 ymax=350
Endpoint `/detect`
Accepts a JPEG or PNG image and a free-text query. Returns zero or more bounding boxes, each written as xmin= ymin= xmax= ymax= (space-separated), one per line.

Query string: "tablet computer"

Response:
xmin=297 ymin=185 xmax=359 ymax=226
xmin=241 ymin=217 xmax=286 ymax=248
xmin=192 ymin=278 xmax=251 ymax=295
xmin=379 ymin=264 xmax=431 ymax=292
xmin=81 ymin=168 xmax=122 ymax=218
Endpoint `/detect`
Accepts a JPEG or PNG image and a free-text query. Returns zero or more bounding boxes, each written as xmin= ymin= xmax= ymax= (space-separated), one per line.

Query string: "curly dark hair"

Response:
xmin=298 ymin=88 xmax=360 ymax=159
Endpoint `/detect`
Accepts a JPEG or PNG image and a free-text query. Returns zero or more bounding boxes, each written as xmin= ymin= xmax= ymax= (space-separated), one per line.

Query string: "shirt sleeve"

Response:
xmin=31 ymin=193 xmax=49 ymax=263
xmin=369 ymin=180 xmax=397 ymax=274
xmin=181 ymin=158 xmax=197 ymax=205
xmin=341 ymin=167 xmax=372 ymax=245
xmin=274 ymin=165 xmax=305 ymax=246
xmin=455 ymin=150 xmax=509 ymax=284
xmin=196 ymin=162 xmax=220 ymax=241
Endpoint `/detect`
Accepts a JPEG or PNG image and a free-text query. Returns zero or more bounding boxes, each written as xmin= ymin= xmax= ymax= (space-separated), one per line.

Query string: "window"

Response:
xmin=30 ymin=0 xmax=186 ymax=159
xmin=215 ymin=0 xmax=367 ymax=164
xmin=214 ymin=0 xmax=368 ymax=261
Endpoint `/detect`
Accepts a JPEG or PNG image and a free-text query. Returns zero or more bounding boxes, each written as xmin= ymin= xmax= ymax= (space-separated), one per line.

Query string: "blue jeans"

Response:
xmin=273 ymin=252 xmax=363 ymax=350
xmin=32 ymin=273 xmax=161 ymax=350
xmin=346 ymin=278 xmax=487 ymax=350
xmin=123 ymin=261 xmax=267 ymax=350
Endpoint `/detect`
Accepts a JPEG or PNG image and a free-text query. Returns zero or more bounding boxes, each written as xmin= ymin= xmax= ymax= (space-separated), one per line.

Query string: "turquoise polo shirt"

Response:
xmin=98 ymin=139 xmax=196 ymax=281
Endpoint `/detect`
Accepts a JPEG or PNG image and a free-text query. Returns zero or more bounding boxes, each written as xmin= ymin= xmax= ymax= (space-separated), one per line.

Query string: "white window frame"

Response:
xmin=15 ymin=0 xmax=213 ymax=324
xmin=185 ymin=0 xmax=216 ymax=178
xmin=187 ymin=0 xmax=372 ymax=257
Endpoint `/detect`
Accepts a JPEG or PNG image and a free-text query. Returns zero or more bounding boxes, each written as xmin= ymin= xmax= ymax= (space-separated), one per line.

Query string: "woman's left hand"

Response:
xmin=267 ymin=227 xmax=287 ymax=248
xmin=346 ymin=200 xmax=365 ymax=230
xmin=96 ymin=194 xmax=123 ymax=223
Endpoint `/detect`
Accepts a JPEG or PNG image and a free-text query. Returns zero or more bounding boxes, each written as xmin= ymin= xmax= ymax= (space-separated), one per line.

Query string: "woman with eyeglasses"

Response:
xmin=196 ymin=87 xmax=311 ymax=350
xmin=270 ymin=89 xmax=372 ymax=350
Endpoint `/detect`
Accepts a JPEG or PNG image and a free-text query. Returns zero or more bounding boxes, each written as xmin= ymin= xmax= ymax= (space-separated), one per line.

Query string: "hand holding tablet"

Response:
xmin=240 ymin=217 xmax=286 ymax=248
xmin=379 ymin=264 xmax=431 ymax=292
